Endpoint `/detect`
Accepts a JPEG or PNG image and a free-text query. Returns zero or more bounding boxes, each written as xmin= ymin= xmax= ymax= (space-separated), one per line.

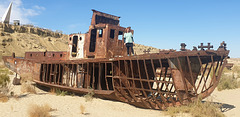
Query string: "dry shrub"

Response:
xmin=80 ymin=104 xmax=85 ymax=114
xmin=21 ymin=83 xmax=36 ymax=94
xmin=0 ymin=93 xmax=8 ymax=102
xmin=232 ymin=65 xmax=240 ymax=75
xmin=164 ymin=98 xmax=225 ymax=117
xmin=0 ymin=74 xmax=10 ymax=87
xmin=217 ymin=73 xmax=239 ymax=91
xmin=28 ymin=104 xmax=52 ymax=117
xmin=0 ymin=68 xmax=11 ymax=75
xmin=0 ymin=74 xmax=12 ymax=102
xmin=20 ymin=73 xmax=33 ymax=83
xmin=20 ymin=73 xmax=36 ymax=94
xmin=84 ymin=88 xmax=94 ymax=102
xmin=49 ymin=88 xmax=56 ymax=94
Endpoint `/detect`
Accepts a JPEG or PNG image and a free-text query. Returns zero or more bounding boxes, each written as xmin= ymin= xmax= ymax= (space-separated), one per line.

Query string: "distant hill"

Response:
xmin=0 ymin=23 xmax=68 ymax=57
xmin=0 ymin=23 xmax=160 ymax=58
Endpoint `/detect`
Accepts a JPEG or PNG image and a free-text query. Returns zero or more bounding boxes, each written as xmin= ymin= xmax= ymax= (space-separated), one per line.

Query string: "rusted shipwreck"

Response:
xmin=3 ymin=10 xmax=229 ymax=110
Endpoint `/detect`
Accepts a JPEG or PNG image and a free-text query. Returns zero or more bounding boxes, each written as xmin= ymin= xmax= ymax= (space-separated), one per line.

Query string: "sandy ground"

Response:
xmin=205 ymin=89 xmax=240 ymax=117
xmin=0 ymin=74 xmax=239 ymax=117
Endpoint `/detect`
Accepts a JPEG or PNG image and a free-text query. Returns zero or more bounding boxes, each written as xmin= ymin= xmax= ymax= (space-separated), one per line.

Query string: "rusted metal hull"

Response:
xmin=3 ymin=49 xmax=229 ymax=109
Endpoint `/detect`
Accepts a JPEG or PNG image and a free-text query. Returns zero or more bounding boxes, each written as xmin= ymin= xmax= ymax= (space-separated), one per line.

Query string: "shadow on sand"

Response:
xmin=203 ymin=101 xmax=235 ymax=112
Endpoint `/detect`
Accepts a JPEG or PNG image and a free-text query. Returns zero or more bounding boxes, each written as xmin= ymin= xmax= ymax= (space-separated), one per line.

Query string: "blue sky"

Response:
xmin=0 ymin=0 xmax=239 ymax=58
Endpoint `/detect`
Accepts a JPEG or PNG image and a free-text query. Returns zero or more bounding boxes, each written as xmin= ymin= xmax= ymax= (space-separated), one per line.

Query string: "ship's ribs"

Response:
xmin=3 ymin=47 xmax=229 ymax=110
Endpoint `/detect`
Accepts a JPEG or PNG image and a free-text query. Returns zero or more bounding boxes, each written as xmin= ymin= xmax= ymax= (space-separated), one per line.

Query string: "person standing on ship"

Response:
xmin=124 ymin=27 xmax=134 ymax=56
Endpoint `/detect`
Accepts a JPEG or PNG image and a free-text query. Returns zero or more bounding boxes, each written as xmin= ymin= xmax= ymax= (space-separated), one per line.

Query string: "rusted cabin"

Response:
xmin=68 ymin=9 xmax=133 ymax=59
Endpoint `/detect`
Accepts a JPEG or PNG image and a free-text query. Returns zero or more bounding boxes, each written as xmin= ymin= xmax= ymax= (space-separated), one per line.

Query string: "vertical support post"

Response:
xmin=186 ymin=56 xmax=197 ymax=93
xmin=98 ymin=63 xmax=102 ymax=90
xmin=46 ymin=64 xmax=49 ymax=83
xmin=137 ymin=59 xmax=148 ymax=98
xmin=49 ymin=64 xmax=53 ymax=83
xmin=58 ymin=64 xmax=61 ymax=85
xmin=92 ymin=63 xmax=95 ymax=89
xmin=105 ymin=62 xmax=109 ymax=90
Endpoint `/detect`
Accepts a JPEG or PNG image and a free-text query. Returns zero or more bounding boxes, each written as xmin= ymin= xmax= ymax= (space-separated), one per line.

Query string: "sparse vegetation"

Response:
xmin=217 ymin=66 xmax=240 ymax=91
xmin=0 ymin=72 xmax=12 ymax=102
xmin=0 ymin=67 xmax=13 ymax=75
xmin=21 ymin=82 xmax=36 ymax=94
xmin=164 ymin=98 xmax=225 ymax=117
xmin=28 ymin=104 xmax=52 ymax=117
xmin=84 ymin=87 xmax=94 ymax=102
xmin=19 ymin=73 xmax=36 ymax=94
xmin=55 ymin=88 xmax=68 ymax=96
xmin=0 ymin=73 xmax=10 ymax=102
xmin=0 ymin=93 xmax=8 ymax=102
xmin=0 ymin=74 xmax=10 ymax=87
xmin=80 ymin=104 xmax=86 ymax=114
xmin=218 ymin=73 xmax=240 ymax=91
xmin=49 ymin=88 xmax=56 ymax=94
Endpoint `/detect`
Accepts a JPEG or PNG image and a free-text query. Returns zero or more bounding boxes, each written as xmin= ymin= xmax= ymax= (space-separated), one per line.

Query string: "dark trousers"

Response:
xmin=126 ymin=43 xmax=134 ymax=55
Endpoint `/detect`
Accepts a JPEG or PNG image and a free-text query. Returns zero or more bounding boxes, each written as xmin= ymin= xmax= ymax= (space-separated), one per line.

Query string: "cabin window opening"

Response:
xmin=44 ymin=52 xmax=46 ymax=56
xmin=53 ymin=54 xmax=55 ymax=57
xmin=118 ymin=31 xmax=123 ymax=40
xmin=98 ymin=29 xmax=103 ymax=37
xmin=110 ymin=29 xmax=115 ymax=39
xmin=69 ymin=37 xmax=72 ymax=41
xmin=89 ymin=29 xmax=97 ymax=52
xmin=30 ymin=54 xmax=32 ymax=57
xmin=72 ymin=36 xmax=78 ymax=57
xmin=60 ymin=54 xmax=63 ymax=57
xmin=80 ymin=37 xmax=82 ymax=41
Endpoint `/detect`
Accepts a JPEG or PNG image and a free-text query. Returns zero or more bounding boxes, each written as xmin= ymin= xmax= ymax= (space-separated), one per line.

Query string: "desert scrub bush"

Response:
xmin=0 ymin=93 xmax=8 ymax=102
xmin=20 ymin=73 xmax=36 ymax=94
xmin=0 ymin=74 xmax=10 ymax=87
xmin=0 ymin=74 xmax=10 ymax=102
xmin=217 ymin=73 xmax=239 ymax=91
xmin=232 ymin=65 xmax=240 ymax=74
xmin=80 ymin=104 xmax=86 ymax=114
xmin=49 ymin=88 xmax=56 ymax=94
xmin=164 ymin=98 xmax=225 ymax=117
xmin=84 ymin=87 xmax=94 ymax=102
xmin=21 ymin=82 xmax=36 ymax=94
xmin=55 ymin=88 xmax=68 ymax=96
xmin=28 ymin=104 xmax=52 ymax=117
xmin=0 ymin=67 xmax=12 ymax=75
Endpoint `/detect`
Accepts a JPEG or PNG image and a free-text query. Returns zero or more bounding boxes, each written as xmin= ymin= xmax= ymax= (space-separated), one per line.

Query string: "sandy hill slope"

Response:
xmin=0 ymin=23 xmax=68 ymax=58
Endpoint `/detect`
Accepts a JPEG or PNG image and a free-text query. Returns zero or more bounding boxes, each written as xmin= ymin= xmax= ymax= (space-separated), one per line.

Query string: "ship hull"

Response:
xmin=3 ymin=49 xmax=229 ymax=109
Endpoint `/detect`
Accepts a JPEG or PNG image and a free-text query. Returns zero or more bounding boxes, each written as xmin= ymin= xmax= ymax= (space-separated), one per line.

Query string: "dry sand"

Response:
xmin=205 ymin=89 xmax=240 ymax=117
xmin=0 ymin=74 xmax=239 ymax=117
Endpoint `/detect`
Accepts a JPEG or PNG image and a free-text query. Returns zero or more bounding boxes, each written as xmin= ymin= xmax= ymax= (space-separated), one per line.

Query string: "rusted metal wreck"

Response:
xmin=3 ymin=10 xmax=229 ymax=110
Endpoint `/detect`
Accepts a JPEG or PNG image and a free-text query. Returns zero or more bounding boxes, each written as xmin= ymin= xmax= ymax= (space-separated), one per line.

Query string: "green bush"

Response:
xmin=84 ymin=87 xmax=94 ymax=102
xmin=217 ymin=73 xmax=239 ymax=91
xmin=0 ymin=74 xmax=10 ymax=87
xmin=55 ymin=88 xmax=68 ymax=96
xmin=164 ymin=98 xmax=224 ymax=117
